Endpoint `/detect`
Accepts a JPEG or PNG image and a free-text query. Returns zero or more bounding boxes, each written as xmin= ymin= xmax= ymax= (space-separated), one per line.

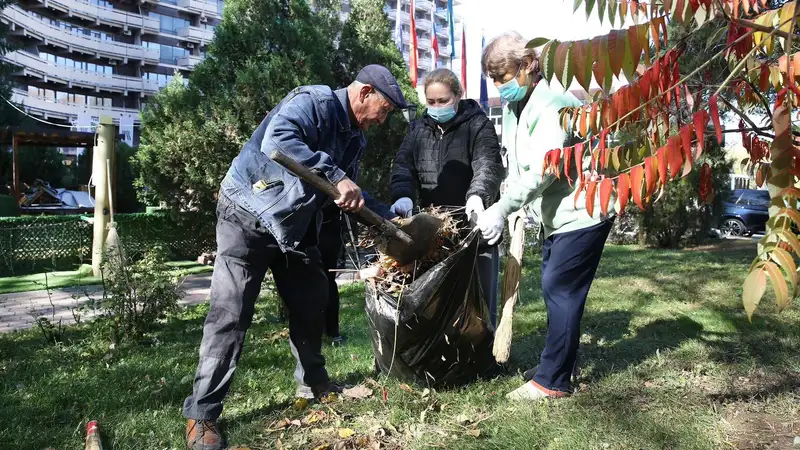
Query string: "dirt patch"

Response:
xmin=682 ymin=238 xmax=757 ymax=253
xmin=723 ymin=407 xmax=798 ymax=450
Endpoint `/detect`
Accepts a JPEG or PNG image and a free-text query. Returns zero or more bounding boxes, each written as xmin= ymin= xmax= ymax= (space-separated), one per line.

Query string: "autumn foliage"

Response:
xmin=534 ymin=0 xmax=800 ymax=318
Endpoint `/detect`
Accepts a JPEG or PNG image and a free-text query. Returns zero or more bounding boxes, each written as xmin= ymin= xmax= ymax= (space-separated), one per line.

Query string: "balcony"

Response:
xmin=415 ymin=0 xmax=434 ymax=11
xmin=176 ymin=26 xmax=214 ymax=43
xmin=4 ymin=50 xmax=160 ymax=95
xmin=176 ymin=54 xmax=202 ymax=68
xmin=176 ymin=0 xmax=221 ymax=18
xmin=402 ymin=31 xmax=433 ymax=51
xmin=10 ymin=87 xmax=142 ymax=125
xmin=34 ymin=0 xmax=160 ymax=34
xmin=415 ymin=17 xmax=432 ymax=31
xmin=1 ymin=5 xmax=159 ymax=63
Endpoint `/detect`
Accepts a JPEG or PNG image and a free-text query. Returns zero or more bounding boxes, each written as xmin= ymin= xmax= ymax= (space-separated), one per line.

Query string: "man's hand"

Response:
xmin=475 ymin=205 xmax=505 ymax=245
xmin=465 ymin=195 xmax=485 ymax=221
xmin=335 ymin=177 xmax=365 ymax=212
xmin=390 ymin=197 xmax=413 ymax=218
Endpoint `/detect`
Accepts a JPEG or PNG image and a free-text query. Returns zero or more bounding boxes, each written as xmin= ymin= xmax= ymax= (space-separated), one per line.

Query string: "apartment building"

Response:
xmin=1 ymin=0 xmax=222 ymax=144
xmin=1 ymin=0 xmax=458 ymax=147
xmin=378 ymin=0 xmax=461 ymax=85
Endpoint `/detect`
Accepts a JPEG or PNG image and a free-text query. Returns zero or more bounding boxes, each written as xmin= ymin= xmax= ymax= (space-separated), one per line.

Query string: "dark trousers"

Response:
xmin=532 ymin=219 xmax=613 ymax=393
xmin=183 ymin=195 xmax=329 ymax=421
xmin=318 ymin=211 xmax=343 ymax=337
xmin=477 ymin=245 xmax=500 ymax=329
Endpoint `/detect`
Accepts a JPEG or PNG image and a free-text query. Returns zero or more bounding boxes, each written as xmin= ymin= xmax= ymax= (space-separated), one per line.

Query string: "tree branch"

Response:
xmin=743 ymin=78 xmax=773 ymax=113
xmin=718 ymin=95 xmax=775 ymax=139
xmin=729 ymin=17 xmax=793 ymax=41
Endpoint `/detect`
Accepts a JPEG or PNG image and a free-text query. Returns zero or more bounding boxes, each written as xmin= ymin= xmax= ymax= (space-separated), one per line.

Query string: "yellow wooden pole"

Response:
xmin=91 ymin=116 xmax=116 ymax=276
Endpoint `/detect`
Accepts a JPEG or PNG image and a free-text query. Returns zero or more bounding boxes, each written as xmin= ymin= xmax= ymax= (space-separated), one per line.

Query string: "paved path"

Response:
xmin=0 ymin=271 xmax=361 ymax=334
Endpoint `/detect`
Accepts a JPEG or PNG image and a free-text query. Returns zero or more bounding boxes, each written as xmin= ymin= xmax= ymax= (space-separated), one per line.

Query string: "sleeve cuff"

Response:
xmin=327 ymin=167 xmax=347 ymax=185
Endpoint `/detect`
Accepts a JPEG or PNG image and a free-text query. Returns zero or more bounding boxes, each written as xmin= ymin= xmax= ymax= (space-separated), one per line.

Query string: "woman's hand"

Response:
xmin=390 ymin=197 xmax=413 ymax=218
xmin=475 ymin=205 xmax=505 ymax=245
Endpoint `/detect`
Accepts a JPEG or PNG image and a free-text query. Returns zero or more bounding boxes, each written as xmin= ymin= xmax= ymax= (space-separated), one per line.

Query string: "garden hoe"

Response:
xmin=270 ymin=151 xmax=442 ymax=265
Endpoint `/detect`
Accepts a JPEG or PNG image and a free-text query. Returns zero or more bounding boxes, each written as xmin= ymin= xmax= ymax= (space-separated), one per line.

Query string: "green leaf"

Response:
xmin=526 ymin=37 xmax=551 ymax=49
xmin=608 ymin=0 xmax=617 ymax=26
xmin=585 ymin=0 xmax=596 ymax=20
xmin=571 ymin=39 xmax=593 ymax=93
xmin=574 ymin=0 xmax=584 ymax=13
xmin=598 ymin=0 xmax=606 ymax=25
xmin=742 ymin=265 xmax=767 ymax=321
xmin=770 ymin=246 xmax=797 ymax=294
xmin=553 ymin=41 xmax=575 ymax=90
xmin=542 ymin=39 xmax=560 ymax=82
xmin=762 ymin=260 xmax=791 ymax=311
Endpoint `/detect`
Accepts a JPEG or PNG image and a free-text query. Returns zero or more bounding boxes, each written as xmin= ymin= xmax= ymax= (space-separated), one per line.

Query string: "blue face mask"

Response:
xmin=427 ymin=104 xmax=457 ymax=123
xmin=498 ymin=78 xmax=528 ymax=102
xmin=497 ymin=64 xmax=530 ymax=102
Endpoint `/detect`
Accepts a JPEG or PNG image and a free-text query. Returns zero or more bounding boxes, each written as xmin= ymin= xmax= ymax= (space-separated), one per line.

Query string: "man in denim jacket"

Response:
xmin=184 ymin=65 xmax=411 ymax=450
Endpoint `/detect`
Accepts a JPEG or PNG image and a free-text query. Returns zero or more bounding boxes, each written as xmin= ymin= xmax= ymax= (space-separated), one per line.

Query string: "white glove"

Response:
xmin=465 ymin=195 xmax=485 ymax=221
xmin=475 ymin=205 xmax=505 ymax=245
xmin=390 ymin=197 xmax=413 ymax=218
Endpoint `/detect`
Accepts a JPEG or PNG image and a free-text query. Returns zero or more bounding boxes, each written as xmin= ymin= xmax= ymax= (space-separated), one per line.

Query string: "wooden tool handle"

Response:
xmin=270 ymin=151 xmax=413 ymax=246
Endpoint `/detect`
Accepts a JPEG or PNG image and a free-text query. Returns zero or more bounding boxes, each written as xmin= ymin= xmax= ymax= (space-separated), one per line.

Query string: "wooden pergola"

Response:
xmin=0 ymin=127 xmax=116 ymax=211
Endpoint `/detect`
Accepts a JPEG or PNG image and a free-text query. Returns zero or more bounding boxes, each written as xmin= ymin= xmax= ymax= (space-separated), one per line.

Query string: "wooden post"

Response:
xmin=91 ymin=116 xmax=115 ymax=276
xmin=11 ymin=134 xmax=20 ymax=199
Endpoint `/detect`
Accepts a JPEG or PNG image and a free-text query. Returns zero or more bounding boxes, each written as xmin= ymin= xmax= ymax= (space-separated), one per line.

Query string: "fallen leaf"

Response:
xmin=421 ymin=388 xmax=430 ymax=398
xmin=312 ymin=445 xmax=330 ymax=450
xmin=343 ymin=385 xmax=373 ymax=399
xmin=294 ymin=398 xmax=309 ymax=411
xmin=466 ymin=429 xmax=481 ymax=437
xmin=290 ymin=419 xmax=302 ymax=427
xmin=399 ymin=383 xmax=413 ymax=393
xmin=338 ymin=428 xmax=355 ymax=438
xmin=456 ymin=414 xmax=473 ymax=425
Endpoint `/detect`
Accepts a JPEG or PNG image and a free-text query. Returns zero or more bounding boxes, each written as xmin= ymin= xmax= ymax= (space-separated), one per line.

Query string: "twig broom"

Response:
xmin=492 ymin=211 xmax=526 ymax=363
xmin=104 ymin=159 xmax=124 ymax=277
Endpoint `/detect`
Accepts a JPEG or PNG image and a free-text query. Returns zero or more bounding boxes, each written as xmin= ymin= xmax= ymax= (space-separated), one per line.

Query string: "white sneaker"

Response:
xmin=506 ymin=381 xmax=567 ymax=401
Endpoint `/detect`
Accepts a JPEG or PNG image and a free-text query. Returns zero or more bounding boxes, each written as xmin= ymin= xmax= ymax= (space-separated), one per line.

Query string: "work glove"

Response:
xmin=390 ymin=197 xmax=413 ymax=218
xmin=475 ymin=205 xmax=505 ymax=245
xmin=465 ymin=195 xmax=485 ymax=222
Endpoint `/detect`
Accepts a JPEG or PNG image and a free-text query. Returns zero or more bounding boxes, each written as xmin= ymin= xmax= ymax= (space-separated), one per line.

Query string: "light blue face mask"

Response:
xmin=427 ymin=104 xmax=457 ymax=123
xmin=497 ymin=64 xmax=529 ymax=102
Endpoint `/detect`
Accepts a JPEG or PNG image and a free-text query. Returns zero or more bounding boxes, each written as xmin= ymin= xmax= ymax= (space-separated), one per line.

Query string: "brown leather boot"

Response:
xmin=186 ymin=419 xmax=225 ymax=450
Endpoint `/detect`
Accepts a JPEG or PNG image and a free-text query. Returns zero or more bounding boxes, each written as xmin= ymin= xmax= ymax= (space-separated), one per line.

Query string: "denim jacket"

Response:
xmin=220 ymin=85 xmax=393 ymax=252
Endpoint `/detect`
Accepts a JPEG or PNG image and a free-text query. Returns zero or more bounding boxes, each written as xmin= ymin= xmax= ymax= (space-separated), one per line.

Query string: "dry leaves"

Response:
xmin=342 ymin=385 xmax=374 ymax=400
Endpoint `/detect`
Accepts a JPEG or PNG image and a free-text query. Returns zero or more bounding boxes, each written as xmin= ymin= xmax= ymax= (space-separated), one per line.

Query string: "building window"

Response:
xmin=150 ymin=12 xmax=190 ymax=34
xmin=40 ymin=52 xmax=112 ymax=74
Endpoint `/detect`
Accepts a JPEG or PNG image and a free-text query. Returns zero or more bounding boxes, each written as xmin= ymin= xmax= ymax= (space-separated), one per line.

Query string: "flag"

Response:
xmin=409 ymin=0 xmax=418 ymax=88
xmin=447 ymin=0 xmax=455 ymax=68
xmin=430 ymin=5 xmax=439 ymax=70
xmin=479 ymin=31 xmax=488 ymax=110
xmin=393 ymin=0 xmax=402 ymax=52
xmin=460 ymin=23 xmax=467 ymax=98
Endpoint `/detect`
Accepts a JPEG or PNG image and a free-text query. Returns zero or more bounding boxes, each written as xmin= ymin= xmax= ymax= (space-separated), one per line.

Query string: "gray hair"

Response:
xmin=423 ymin=68 xmax=463 ymax=97
xmin=481 ymin=31 xmax=540 ymax=80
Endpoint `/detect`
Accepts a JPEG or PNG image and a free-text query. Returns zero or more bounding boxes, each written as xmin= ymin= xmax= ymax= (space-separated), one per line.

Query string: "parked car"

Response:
xmin=720 ymin=189 xmax=769 ymax=236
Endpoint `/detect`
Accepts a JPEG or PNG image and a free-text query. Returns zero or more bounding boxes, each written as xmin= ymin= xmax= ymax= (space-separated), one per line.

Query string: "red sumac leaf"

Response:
xmin=657 ymin=146 xmax=669 ymax=185
xmin=564 ymin=145 xmax=574 ymax=187
xmin=630 ymin=165 xmax=645 ymax=210
xmin=709 ymin=94 xmax=723 ymax=145
xmin=600 ymin=177 xmax=613 ymax=216
xmin=574 ymin=143 xmax=585 ymax=183
xmin=679 ymin=124 xmax=694 ymax=176
xmin=693 ymin=110 xmax=709 ymax=159
xmin=668 ymin=136 xmax=683 ymax=179
xmin=616 ymin=172 xmax=631 ymax=214
xmin=699 ymin=162 xmax=713 ymax=204
xmin=586 ymin=177 xmax=598 ymax=217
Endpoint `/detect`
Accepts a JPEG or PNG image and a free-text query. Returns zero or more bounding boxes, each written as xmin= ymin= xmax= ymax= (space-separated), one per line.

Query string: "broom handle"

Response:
xmin=106 ymin=159 xmax=114 ymax=223
xmin=269 ymin=150 xmax=413 ymax=246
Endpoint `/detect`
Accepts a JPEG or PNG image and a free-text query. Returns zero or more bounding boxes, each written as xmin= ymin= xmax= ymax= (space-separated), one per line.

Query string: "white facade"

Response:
xmin=1 ymin=0 xmax=222 ymax=133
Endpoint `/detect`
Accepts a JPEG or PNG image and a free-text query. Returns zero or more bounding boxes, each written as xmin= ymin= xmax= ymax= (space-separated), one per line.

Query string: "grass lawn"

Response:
xmin=0 ymin=261 xmax=213 ymax=294
xmin=1 ymin=240 xmax=799 ymax=449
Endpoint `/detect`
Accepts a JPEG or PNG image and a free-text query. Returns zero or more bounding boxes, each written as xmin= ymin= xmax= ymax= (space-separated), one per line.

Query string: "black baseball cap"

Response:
xmin=355 ymin=64 xmax=417 ymax=122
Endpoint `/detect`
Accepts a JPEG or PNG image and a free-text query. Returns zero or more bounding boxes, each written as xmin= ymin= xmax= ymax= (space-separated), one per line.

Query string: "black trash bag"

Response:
xmin=365 ymin=229 xmax=495 ymax=388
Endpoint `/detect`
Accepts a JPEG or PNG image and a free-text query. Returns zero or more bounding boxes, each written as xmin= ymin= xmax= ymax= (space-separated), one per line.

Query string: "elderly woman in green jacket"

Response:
xmin=475 ymin=32 xmax=616 ymax=400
